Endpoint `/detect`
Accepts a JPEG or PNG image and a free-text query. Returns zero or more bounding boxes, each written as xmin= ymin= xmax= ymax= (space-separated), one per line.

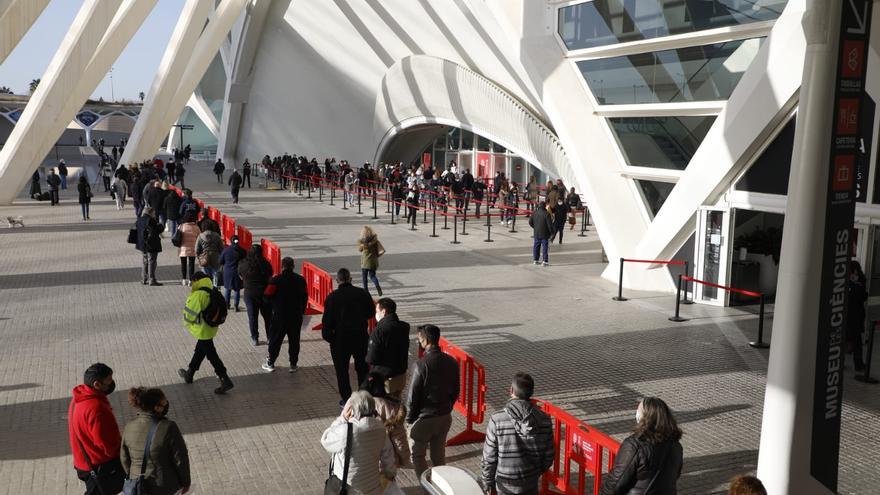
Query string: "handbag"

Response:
xmin=122 ymin=417 xmax=160 ymax=495
xmin=71 ymin=403 xmax=126 ymax=495
xmin=171 ymin=228 xmax=183 ymax=248
xmin=127 ymin=226 xmax=138 ymax=245
xmin=324 ymin=422 xmax=353 ymax=495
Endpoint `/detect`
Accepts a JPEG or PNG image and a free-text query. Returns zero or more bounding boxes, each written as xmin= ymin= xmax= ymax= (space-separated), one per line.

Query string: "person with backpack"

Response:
xmin=177 ymin=189 xmax=197 ymax=220
xmin=120 ymin=387 xmax=191 ymax=495
xmin=58 ymin=159 xmax=69 ymax=189
xmin=219 ymin=236 xmax=246 ymax=312
xmin=178 ymin=271 xmax=234 ymax=394
xmin=261 ymin=257 xmax=308 ymax=373
xmin=77 ymin=175 xmax=92 ymax=221
xmin=196 ymin=222 xmax=224 ymax=285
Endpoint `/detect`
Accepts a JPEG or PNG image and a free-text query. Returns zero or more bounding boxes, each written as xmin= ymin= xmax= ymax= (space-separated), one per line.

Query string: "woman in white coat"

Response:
xmin=321 ymin=391 xmax=397 ymax=495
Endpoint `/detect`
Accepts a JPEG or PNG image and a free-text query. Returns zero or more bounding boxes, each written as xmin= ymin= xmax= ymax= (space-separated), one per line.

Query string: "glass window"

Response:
xmin=558 ymin=0 xmax=788 ymax=51
xmin=461 ymin=130 xmax=474 ymax=150
xmin=458 ymin=152 xmax=473 ymax=172
xmin=609 ymin=116 xmax=716 ymax=170
xmin=434 ymin=133 xmax=446 ymax=150
xmin=447 ymin=128 xmax=461 ymax=150
xmin=492 ymin=141 xmax=506 ymax=153
xmin=477 ymin=135 xmax=492 ymax=151
xmin=735 ymin=119 xmax=794 ymax=196
xmin=635 ymin=179 xmax=675 ymax=217
xmin=578 ymin=38 xmax=763 ymax=105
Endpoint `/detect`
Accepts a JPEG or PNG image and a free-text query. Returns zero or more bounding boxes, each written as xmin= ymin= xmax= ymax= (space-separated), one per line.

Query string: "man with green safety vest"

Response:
xmin=177 ymin=272 xmax=234 ymax=394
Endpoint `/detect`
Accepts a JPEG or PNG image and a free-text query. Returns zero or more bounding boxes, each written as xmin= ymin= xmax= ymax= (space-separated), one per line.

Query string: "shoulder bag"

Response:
xmin=71 ymin=402 xmax=126 ymax=495
xmin=643 ymin=441 xmax=672 ymax=493
xmin=171 ymin=228 xmax=183 ymax=248
xmin=324 ymin=422 xmax=353 ymax=495
xmin=123 ymin=417 xmax=160 ymax=495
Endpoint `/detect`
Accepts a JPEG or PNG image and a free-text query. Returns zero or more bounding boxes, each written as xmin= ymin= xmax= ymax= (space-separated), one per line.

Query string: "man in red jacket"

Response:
xmin=68 ymin=363 xmax=124 ymax=495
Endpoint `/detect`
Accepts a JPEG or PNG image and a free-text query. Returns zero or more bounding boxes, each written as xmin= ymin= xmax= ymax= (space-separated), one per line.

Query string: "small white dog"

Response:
xmin=6 ymin=216 xmax=24 ymax=228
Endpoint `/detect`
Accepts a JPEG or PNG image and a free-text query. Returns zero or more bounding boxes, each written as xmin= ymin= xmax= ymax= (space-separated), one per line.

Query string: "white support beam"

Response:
xmin=0 ymin=0 xmax=125 ymax=205
xmin=0 ymin=0 xmax=51 ymax=64
xmin=120 ymin=0 xmax=212 ymax=165
xmin=187 ymin=91 xmax=220 ymax=137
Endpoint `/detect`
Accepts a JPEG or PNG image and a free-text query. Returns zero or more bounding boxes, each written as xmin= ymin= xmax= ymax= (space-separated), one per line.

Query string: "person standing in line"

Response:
xmin=163 ymin=186 xmax=181 ymax=236
xmin=100 ymin=161 xmax=112 ymax=192
xmin=120 ymin=387 xmax=191 ymax=495
xmin=481 ymin=373 xmax=555 ymax=494
xmin=550 ymin=197 xmax=570 ymax=245
xmin=242 ymin=159 xmax=252 ymax=188
xmin=68 ymin=363 xmax=125 ymax=495
xmin=529 ymin=201 xmax=553 ymax=266
xmin=219 ymin=235 xmax=246 ymax=312
xmin=113 ymin=177 xmax=127 ymax=210
xmin=30 ymin=169 xmax=42 ymax=200
xmin=361 ymin=373 xmax=411 ymax=469
xmin=195 ymin=222 xmax=223 ymax=285
xmin=167 ymin=159 xmax=177 ymax=184
xmin=136 ymin=207 xmax=164 ymax=286
xmin=566 ymin=187 xmax=582 ymax=230
xmin=77 ymin=175 xmax=92 ymax=221
xmin=58 ymin=159 xmax=69 ymax=189
xmin=177 ymin=272 xmax=235 ymax=394
xmin=358 ymin=226 xmax=384 ymax=296
xmin=213 ymin=158 xmax=225 ymax=184
xmin=321 ymin=268 xmax=376 ymax=406
xmin=600 ymin=397 xmax=683 ymax=495
xmin=177 ymin=214 xmax=201 ymax=286
xmin=261 ymin=257 xmax=308 ymax=373
xmin=175 ymin=162 xmax=186 ymax=189
xmin=238 ymin=245 xmax=273 ymax=346
xmin=728 ymin=475 xmax=767 ymax=495
xmin=366 ymin=298 xmax=410 ymax=399
xmin=47 ymin=168 xmax=61 ymax=205
xmin=197 ymin=207 xmax=220 ymax=235
xmin=406 ymin=324 xmax=460 ymax=479
xmin=406 ymin=185 xmax=420 ymax=229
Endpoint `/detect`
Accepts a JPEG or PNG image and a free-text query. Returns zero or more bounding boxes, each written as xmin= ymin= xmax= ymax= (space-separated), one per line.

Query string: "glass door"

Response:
xmin=694 ymin=208 xmax=734 ymax=305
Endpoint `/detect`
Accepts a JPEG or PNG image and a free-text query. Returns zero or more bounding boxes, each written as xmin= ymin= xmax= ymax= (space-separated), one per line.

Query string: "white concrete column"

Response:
xmin=756 ymin=0 xmax=843 ymax=493
xmin=0 ymin=0 xmax=51 ymax=64
xmin=0 ymin=0 xmax=124 ymax=205
xmin=120 ymin=0 xmax=211 ymax=165
xmin=187 ymin=92 xmax=220 ymax=138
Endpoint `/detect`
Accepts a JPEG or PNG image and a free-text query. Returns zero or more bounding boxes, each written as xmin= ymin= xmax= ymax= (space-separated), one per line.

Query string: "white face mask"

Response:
xmin=375 ymin=309 xmax=385 ymax=323
xmin=636 ymin=405 xmax=643 ymax=424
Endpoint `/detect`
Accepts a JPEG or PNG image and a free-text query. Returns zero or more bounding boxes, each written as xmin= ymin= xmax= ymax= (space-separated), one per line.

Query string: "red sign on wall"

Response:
xmin=476 ymin=152 xmax=491 ymax=178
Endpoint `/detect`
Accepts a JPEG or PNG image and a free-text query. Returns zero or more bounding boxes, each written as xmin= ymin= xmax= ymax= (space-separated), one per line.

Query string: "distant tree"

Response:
xmin=29 ymin=78 xmax=40 ymax=94
xmin=138 ymin=91 xmax=145 ymax=102
xmin=0 ymin=86 xmax=12 ymax=95
xmin=98 ymin=96 xmax=104 ymax=103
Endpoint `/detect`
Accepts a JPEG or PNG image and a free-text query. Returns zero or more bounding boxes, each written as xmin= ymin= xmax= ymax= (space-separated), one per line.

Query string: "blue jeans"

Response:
xmin=169 ymin=219 xmax=178 ymax=236
xmin=224 ymin=287 xmax=241 ymax=308
xmin=533 ymin=238 xmax=549 ymax=263
xmin=202 ymin=266 xmax=218 ymax=286
xmin=243 ymin=291 xmax=271 ymax=341
xmin=80 ymin=203 xmax=89 ymax=220
xmin=60 ymin=175 xmax=67 ymax=189
xmin=362 ymin=269 xmax=381 ymax=295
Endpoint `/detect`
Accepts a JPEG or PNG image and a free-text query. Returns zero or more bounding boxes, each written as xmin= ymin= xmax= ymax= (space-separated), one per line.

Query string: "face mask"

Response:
xmin=103 ymin=380 xmax=116 ymax=395
xmin=636 ymin=408 xmax=643 ymax=424
xmin=375 ymin=310 xmax=385 ymax=323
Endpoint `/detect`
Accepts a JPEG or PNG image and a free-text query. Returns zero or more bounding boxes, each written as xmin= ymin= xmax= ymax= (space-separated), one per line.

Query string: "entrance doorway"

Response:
xmin=694 ymin=208 xmax=733 ymax=305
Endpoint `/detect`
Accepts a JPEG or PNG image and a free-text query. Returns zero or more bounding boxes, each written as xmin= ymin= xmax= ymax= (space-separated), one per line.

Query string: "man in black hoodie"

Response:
xmin=228 ymin=168 xmax=243 ymax=203
xmin=481 ymin=373 xmax=554 ymax=494
xmin=366 ymin=298 xmax=410 ymax=399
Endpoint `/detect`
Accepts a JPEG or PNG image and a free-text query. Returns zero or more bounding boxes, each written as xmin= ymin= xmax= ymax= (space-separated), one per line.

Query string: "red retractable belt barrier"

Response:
xmin=237 ymin=225 xmax=253 ymax=250
xmin=220 ymin=214 xmax=235 ymax=246
xmin=534 ymin=399 xmax=620 ymax=495
xmin=301 ymin=261 xmax=333 ymax=330
xmin=612 ymin=257 xmax=690 ymax=303
xmin=207 ymin=207 xmax=221 ymax=224
xmin=438 ymin=337 xmax=487 ymax=446
xmin=260 ymin=238 xmax=281 ymax=276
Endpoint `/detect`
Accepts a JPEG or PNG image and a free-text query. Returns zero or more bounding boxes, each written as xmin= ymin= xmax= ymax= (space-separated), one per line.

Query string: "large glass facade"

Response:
xmin=636 ymin=179 xmax=675 ymax=217
xmin=558 ymin=0 xmax=788 ymax=50
xmin=578 ymin=38 xmax=763 ymax=105
xmin=609 ymin=116 xmax=716 ymax=170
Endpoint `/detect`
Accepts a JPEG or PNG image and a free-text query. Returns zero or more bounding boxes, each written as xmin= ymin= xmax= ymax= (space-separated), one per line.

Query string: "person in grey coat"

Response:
xmin=528 ymin=202 xmax=554 ymax=266
xmin=481 ymin=373 xmax=554 ymax=494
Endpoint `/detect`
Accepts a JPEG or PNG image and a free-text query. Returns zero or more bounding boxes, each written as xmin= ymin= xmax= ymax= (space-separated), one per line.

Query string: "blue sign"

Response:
xmin=76 ymin=111 xmax=99 ymax=127
xmin=6 ymin=109 xmax=22 ymax=122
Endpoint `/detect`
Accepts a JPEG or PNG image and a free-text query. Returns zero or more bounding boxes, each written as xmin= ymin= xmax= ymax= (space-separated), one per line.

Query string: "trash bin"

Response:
xmin=419 ymin=466 xmax=482 ymax=495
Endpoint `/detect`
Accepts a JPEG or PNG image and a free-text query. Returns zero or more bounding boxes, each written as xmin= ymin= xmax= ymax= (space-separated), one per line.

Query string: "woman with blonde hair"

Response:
xmin=358 ymin=226 xmax=384 ymax=296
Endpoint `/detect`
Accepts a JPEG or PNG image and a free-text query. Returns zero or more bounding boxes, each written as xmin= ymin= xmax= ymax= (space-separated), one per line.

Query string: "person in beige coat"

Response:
xmin=177 ymin=215 xmax=201 ymax=286
xmin=363 ymin=373 xmax=410 ymax=469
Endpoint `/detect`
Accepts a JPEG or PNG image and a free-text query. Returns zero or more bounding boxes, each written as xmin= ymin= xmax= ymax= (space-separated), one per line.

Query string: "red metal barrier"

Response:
xmin=260 ymin=238 xmax=281 ymax=276
xmin=535 ymin=399 xmax=620 ymax=495
xmin=438 ymin=337 xmax=487 ymax=446
xmin=237 ymin=225 xmax=253 ymax=250
xmin=301 ymin=261 xmax=333 ymax=330
xmin=207 ymin=206 xmax=221 ymax=224
xmin=220 ymin=214 xmax=235 ymax=246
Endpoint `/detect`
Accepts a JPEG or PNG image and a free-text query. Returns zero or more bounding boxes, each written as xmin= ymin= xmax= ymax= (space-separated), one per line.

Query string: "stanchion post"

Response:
xmin=307 ymin=180 xmax=311 ymax=199
xmin=330 ymin=181 xmax=335 ymax=206
xmin=410 ymin=207 xmax=417 ymax=230
xmin=372 ymin=189 xmax=378 ymax=219
xmin=749 ymin=294 xmax=770 ymax=349
xmin=485 ymin=201 xmax=491 ymax=227
xmin=318 ymin=179 xmax=323 ymax=202
xmin=612 ymin=258 xmax=627 ymax=301
xmin=442 ymin=209 xmax=449 ymax=230
xmin=357 ymin=188 xmax=363 ymax=214
xmin=681 ymin=262 xmax=694 ymax=305
xmin=460 ymin=207 xmax=468 ymax=235
xmin=668 ymin=275 xmax=688 ymax=322
xmin=578 ymin=208 xmax=588 ymax=237
xmin=485 ymin=216 xmax=494 ymax=242
xmin=855 ymin=321 xmax=878 ymax=384
xmin=586 ymin=207 xmax=592 ymax=226
xmin=430 ymin=209 xmax=438 ymax=237
xmin=451 ymin=215 xmax=460 ymax=244
xmin=422 ymin=202 xmax=428 ymax=224
xmin=390 ymin=201 xmax=396 ymax=225
xmin=386 ymin=188 xmax=391 ymax=213
xmin=509 ymin=209 xmax=517 ymax=233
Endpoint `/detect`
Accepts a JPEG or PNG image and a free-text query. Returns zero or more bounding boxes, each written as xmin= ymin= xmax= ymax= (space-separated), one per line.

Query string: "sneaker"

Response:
xmin=181 ymin=279 xmax=187 ymax=286
xmin=142 ymin=280 xmax=148 ymax=285
xmin=289 ymin=366 xmax=299 ymax=373
xmin=261 ymin=359 xmax=275 ymax=372
xmin=251 ymin=337 xmax=259 ymax=346
xmin=214 ymin=375 xmax=234 ymax=394
xmin=177 ymin=368 xmax=194 ymax=384
xmin=533 ymin=260 xmax=540 ymax=265
xmin=149 ymin=280 xmax=163 ymax=286
xmin=542 ymin=261 xmax=550 ymax=266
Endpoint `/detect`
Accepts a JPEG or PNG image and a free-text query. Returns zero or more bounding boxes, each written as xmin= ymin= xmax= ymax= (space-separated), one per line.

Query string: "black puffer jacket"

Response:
xmin=600 ymin=436 xmax=682 ymax=495
xmin=529 ymin=208 xmax=553 ymax=240
xmin=366 ymin=313 xmax=410 ymax=378
xmin=406 ymin=346 xmax=459 ymax=423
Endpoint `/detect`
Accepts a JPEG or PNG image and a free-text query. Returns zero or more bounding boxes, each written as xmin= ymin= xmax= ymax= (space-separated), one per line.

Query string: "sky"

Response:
xmin=0 ymin=1 xmax=185 ymax=101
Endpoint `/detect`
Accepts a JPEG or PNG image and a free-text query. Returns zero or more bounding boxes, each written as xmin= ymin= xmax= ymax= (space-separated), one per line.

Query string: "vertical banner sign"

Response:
xmin=812 ymin=0 xmax=872 ymax=490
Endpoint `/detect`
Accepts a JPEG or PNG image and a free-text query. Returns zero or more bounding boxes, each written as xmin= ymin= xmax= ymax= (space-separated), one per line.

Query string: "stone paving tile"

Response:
xmin=0 ymin=162 xmax=877 ymax=494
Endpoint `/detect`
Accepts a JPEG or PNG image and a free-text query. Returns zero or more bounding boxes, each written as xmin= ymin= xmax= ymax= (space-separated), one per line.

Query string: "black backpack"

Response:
xmin=198 ymin=287 xmax=227 ymax=327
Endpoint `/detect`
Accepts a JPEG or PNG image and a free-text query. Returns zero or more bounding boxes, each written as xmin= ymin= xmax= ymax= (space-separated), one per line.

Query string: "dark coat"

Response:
xmin=406 ymin=346 xmax=460 ymax=423
xmin=77 ymin=181 xmax=91 ymax=204
xmin=136 ymin=215 xmax=163 ymax=253
xmin=213 ymin=161 xmax=225 ymax=174
xmin=553 ymin=202 xmax=570 ymax=227
xmin=600 ymin=436 xmax=683 ymax=495
xmin=47 ymin=173 xmax=61 ymax=191
xmin=366 ymin=313 xmax=410 ymax=378
xmin=120 ymin=413 xmax=190 ymax=495
xmin=529 ymin=208 xmax=554 ymax=240
xmin=228 ymin=171 xmax=243 ymax=189
xmin=163 ymin=192 xmax=182 ymax=222
xmin=264 ymin=271 xmax=308 ymax=321
xmin=239 ymin=256 xmax=273 ymax=296
xmin=219 ymin=245 xmax=246 ymax=291
xmin=146 ymin=187 xmax=165 ymax=211
xmin=178 ymin=198 xmax=198 ymax=220
xmin=321 ymin=282 xmax=375 ymax=346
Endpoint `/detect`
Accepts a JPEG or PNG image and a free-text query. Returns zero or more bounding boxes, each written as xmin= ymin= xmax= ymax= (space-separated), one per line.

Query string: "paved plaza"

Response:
xmin=0 ymin=163 xmax=878 ymax=494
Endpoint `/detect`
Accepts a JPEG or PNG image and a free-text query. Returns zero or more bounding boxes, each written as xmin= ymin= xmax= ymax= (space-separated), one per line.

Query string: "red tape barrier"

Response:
xmin=681 ymin=275 xmax=761 ymax=298
xmin=535 ymin=399 xmax=620 ymax=495
xmin=237 ymin=225 xmax=253 ymax=250
xmin=220 ymin=214 xmax=235 ymax=246
xmin=439 ymin=337 xmax=487 ymax=446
